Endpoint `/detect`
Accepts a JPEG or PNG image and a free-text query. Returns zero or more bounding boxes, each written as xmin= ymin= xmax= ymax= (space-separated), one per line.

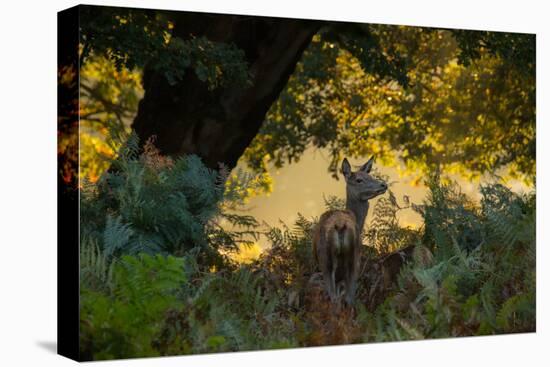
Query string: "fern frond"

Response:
xmin=103 ymin=215 xmax=134 ymax=257
xmin=80 ymin=238 xmax=115 ymax=291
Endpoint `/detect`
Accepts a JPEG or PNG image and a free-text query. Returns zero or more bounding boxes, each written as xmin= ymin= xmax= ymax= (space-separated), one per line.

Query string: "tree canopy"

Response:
xmin=244 ymin=26 xmax=535 ymax=184
xmin=75 ymin=6 xmax=535 ymax=186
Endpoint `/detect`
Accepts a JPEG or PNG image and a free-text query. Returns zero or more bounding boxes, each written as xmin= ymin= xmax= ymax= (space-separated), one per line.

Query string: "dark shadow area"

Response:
xmin=36 ymin=340 xmax=57 ymax=354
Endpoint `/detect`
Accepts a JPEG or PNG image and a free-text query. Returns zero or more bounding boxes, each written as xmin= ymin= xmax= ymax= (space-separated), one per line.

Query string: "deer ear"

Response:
xmin=341 ymin=158 xmax=352 ymax=178
xmin=360 ymin=156 xmax=375 ymax=173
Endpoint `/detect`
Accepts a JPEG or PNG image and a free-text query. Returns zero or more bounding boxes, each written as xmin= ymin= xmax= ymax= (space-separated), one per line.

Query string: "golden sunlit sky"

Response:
xmin=227 ymin=145 xmax=532 ymax=250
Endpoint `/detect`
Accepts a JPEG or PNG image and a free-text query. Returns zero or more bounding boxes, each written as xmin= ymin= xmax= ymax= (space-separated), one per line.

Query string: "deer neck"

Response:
xmin=346 ymin=194 xmax=369 ymax=236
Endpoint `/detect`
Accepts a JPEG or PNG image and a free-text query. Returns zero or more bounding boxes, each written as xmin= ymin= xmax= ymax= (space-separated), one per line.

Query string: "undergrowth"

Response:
xmin=79 ymin=135 xmax=535 ymax=360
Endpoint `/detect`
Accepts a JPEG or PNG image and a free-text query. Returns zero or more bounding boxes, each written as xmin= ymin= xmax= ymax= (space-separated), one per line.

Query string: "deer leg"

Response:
xmin=322 ymin=266 xmax=333 ymax=302
xmin=330 ymin=261 xmax=338 ymax=302
xmin=326 ymin=238 xmax=339 ymax=303
xmin=345 ymin=275 xmax=357 ymax=306
xmin=321 ymin=251 xmax=336 ymax=302
xmin=345 ymin=249 xmax=359 ymax=306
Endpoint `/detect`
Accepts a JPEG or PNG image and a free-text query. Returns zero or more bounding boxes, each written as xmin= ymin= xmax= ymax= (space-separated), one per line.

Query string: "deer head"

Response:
xmin=341 ymin=156 xmax=387 ymax=202
xmin=340 ymin=156 xmax=387 ymax=236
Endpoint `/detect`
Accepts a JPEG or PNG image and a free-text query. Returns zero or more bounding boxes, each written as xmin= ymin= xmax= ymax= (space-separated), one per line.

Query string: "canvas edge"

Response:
xmin=57 ymin=4 xmax=81 ymax=362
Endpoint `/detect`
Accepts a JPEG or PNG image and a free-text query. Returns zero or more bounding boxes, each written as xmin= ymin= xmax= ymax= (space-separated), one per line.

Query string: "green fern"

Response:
xmin=80 ymin=239 xmax=115 ymax=292
xmin=103 ymin=215 xmax=134 ymax=257
xmin=81 ymin=130 xmax=261 ymax=268
xmin=496 ymin=291 xmax=535 ymax=331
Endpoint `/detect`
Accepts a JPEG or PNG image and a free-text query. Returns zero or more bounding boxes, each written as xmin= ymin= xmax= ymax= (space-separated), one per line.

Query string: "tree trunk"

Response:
xmin=132 ymin=13 xmax=321 ymax=169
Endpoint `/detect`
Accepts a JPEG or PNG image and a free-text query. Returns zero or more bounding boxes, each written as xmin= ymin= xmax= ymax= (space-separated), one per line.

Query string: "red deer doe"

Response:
xmin=312 ymin=157 xmax=387 ymax=305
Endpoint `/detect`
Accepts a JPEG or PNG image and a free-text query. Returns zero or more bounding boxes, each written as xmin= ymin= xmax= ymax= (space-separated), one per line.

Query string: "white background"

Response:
xmin=0 ymin=0 xmax=547 ymax=365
